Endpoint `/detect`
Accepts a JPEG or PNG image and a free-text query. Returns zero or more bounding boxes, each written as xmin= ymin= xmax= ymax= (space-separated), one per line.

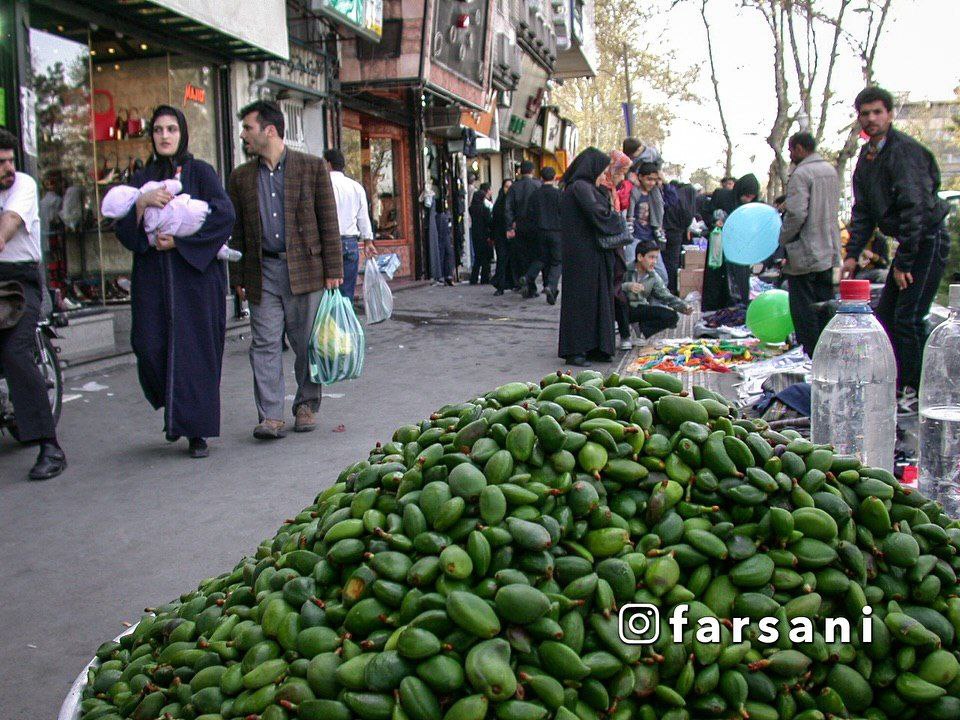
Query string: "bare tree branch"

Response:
xmin=700 ymin=0 xmax=734 ymax=177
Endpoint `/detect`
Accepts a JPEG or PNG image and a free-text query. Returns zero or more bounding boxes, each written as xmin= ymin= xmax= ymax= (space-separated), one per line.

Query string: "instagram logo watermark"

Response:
xmin=617 ymin=603 xmax=874 ymax=646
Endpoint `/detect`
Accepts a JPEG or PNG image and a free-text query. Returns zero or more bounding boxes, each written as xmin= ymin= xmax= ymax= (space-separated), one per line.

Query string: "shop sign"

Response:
xmin=266 ymin=44 xmax=326 ymax=92
xmin=184 ymin=84 xmax=207 ymax=105
xmin=460 ymin=95 xmax=497 ymax=138
xmin=499 ymin=54 xmax=548 ymax=147
xmin=312 ymin=0 xmax=383 ymax=42
xmin=151 ymin=0 xmax=289 ymax=59
xmin=543 ymin=109 xmax=561 ymax=153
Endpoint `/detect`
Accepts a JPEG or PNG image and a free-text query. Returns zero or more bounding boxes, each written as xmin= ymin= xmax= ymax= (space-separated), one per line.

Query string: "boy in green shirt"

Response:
xmin=619 ymin=239 xmax=693 ymax=342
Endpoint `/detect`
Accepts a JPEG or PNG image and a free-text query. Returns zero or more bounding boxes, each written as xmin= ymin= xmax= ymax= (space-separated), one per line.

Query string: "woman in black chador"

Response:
xmin=115 ymin=105 xmax=236 ymax=458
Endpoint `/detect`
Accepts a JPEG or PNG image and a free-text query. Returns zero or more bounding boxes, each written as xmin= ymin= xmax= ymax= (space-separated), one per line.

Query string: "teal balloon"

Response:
xmin=722 ymin=203 xmax=782 ymax=265
xmin=747 ymin=289 xmax=795 ymax=344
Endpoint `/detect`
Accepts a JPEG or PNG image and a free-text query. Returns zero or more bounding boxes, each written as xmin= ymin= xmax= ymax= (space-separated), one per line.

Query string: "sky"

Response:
xmin=644 ymin=0 xmax=958 ymax=182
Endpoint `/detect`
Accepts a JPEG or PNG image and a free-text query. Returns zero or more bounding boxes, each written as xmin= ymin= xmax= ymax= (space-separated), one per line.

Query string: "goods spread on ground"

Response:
xmin=78 ymin=371 xmax=960 ymax=720
xmin=625 ymin=340 xmax=761 ymax=375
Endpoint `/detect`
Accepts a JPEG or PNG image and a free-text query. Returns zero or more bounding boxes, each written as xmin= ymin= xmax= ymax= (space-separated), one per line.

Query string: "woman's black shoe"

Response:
xmin=188 ymin=438 xmax=209 ymax=459
xmin=29 ymin=441 xmax=67 ymax=481
xmin=165 ymin=432 xmax=180 ymax=443
xmin=493 ymin=289 xmax=504 ymax=296
xmin=565 ymin=355 xmax=592 ymax=367
xmin=586 ymin=350 xmax=613 ymax=363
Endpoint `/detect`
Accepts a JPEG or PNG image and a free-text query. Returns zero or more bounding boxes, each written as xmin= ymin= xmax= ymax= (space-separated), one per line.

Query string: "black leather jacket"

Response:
xmin=848 ymin=127 xmax=949 ymax=272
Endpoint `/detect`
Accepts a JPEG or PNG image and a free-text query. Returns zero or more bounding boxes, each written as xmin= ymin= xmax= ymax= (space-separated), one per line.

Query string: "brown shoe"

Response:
xmin=253 ymin=419 xmax=287 ymax=440
xmin=294 ymin=406 xmax=317 ymax=433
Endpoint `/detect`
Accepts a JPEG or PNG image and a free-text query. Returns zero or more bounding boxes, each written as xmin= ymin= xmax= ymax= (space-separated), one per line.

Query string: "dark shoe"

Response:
xmin=29 ymin=442 xmax=67 ymax=481
xmin=587 ymin=350 xmax=613 ymax=363
xmin=565 ymin=355 xmax=592 ymax=368
xmin=188 ymin=438 xmax=209 ymax=459
xmin=165 ymin=432 xmax=180 ymax=443
xmin=493 ymin=289 xmax=504 ymax=296
xmin=254 ymin=419 xmax=287 ymax=440
xmin=545 ymin=288 xmax=557 ymax=305
xmin=294 ymin=406 xmax=317 ymax=433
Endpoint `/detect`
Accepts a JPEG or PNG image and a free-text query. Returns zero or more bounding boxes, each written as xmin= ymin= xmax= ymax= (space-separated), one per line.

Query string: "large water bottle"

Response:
xmin=811 ymin=279 xmax=897 ymax=470
xmin=919 ymin=284 xmax=960 ymax=514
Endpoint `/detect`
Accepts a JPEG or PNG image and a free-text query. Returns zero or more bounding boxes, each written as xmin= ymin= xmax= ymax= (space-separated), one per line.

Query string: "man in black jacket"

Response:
xmin=521 ymin=166 xmax=563 ymax=304
xmin=843 ymin=86 xmax=951 ymax=410
xmin=504 ymin=160 xmax=541 ymax=294
xmin=469 ymin=183 xmax=493 ymax=284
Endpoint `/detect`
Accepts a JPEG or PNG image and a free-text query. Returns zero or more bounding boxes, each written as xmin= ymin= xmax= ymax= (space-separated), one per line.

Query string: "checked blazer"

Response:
xmin=227 ymin=148 xmax=344 ymax=304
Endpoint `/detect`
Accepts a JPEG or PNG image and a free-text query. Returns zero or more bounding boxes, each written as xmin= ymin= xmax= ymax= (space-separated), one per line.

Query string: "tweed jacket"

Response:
xmin=227 ymin=148 xmax=343 ymax=303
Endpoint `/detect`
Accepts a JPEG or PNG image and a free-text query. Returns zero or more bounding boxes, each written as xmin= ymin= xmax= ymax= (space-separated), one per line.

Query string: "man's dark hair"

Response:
xmin=478 ymin=182 xmax=491 ymax=194
xmin=519 ymin=160 xmax=535 ymax=175
xmin=541 ymin=166 xmax=557 ymax=182
xmin=238 ymin=100 xmax=286 ymax=139
xmin=324 ymin=149 xmax=346 ymax=171
xmin=721 ymin=176 xmax=736 ymax=184
xmin=0 ymin=129 xmax=18 ymax=152
xmin=623 ymin=137 xmax=642 ymax=157
xmin=637 ymin=162 xmax=659 ymax=177
xmin=854 ymin=86 xmax=894 ymax=112
xmin=636 ymin=238 xmax=660 ymax=257
xmin=774 ymin=194 xmax=787 ymax=206
xmin=788 ymin=132 xmax=816 ymax=153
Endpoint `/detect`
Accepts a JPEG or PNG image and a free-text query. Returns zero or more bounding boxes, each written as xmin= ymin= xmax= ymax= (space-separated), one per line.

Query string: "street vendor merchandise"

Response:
xmin=77 ymin=372 xmax=960 ymax=720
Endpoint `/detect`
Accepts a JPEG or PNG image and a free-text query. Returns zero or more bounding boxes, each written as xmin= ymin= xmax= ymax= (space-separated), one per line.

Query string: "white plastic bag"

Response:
xmin=363 ymin=257 xmax=394 ymax=324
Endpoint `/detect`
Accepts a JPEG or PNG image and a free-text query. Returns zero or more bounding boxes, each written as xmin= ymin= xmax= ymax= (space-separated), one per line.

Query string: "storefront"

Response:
xmin=1 ymin=0 xmax=287 ymax=318
xmin=340 ymin=98 xmax=417 ymax=280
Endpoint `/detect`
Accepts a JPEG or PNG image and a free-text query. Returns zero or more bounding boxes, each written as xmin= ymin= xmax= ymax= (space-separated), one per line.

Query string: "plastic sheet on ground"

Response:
xmin=731 ymin=346 xmax=811 ymax=406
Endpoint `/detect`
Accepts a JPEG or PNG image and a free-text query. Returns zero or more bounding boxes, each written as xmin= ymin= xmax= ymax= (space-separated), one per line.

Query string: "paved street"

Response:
xmin=0 ymin=283 xmax=619 ymax=719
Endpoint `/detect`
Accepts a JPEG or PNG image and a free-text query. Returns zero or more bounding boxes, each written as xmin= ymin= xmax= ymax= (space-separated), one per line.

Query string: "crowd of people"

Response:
xmin=0 ymin=85 xmax=951 ymax=480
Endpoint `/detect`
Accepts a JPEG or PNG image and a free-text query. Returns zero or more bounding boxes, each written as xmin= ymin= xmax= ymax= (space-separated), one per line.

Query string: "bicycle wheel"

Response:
xmin=37 ymin=332 xmax=63 ymax=426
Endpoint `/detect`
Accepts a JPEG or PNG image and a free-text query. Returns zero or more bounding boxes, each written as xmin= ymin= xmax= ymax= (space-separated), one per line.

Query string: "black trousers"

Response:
xmin=0 ymin=263 xmax=56 ymax=442
xmin=663 ymin=235 xmax=684 ymax=295
xmin=492 ymin=235 xmax=509 ymax=290
xmin=470 ymin=235 xmax=493 ymax=285
xmin=524 ymin=232 xmax=562 ymax=294
xmin=875 ymin=225 xmax=950 ymax=391
xmin=727 ymin=263 xmax=752 ymax=306
xmin=617 ymin=301 xmax=679 ymax=340
xmin=787 ymin=268 xmax=835 ymax=357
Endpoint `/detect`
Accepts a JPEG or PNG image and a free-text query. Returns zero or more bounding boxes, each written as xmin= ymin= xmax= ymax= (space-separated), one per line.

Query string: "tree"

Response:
xmin=689 ymin=166 xmax=721 ymax=192
xmin=699 ymin=0 xmax=734 ymax=178
xmin=553 ymin=0 xmax=698 ymax=155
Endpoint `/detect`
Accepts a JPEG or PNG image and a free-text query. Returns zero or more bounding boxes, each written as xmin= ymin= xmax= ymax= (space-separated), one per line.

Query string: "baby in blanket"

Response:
xmin=101 ymin=179 xmax=241 ymax=261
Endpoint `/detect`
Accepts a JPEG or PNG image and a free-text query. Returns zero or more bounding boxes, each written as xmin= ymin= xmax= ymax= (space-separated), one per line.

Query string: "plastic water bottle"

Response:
xmin=919 ymin=284 xmax=960 ymax=513
xmin=811 ymin=279 xmax=897 ymax=470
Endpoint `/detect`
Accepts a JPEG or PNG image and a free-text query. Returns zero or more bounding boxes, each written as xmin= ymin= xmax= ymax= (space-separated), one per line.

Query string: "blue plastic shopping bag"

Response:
xmin=309 ymin=289 xmax=365 ymax=384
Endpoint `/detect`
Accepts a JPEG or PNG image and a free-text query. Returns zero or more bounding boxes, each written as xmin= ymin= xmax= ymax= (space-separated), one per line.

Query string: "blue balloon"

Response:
xmin=721 ymin=203 xmax=783 ymax=266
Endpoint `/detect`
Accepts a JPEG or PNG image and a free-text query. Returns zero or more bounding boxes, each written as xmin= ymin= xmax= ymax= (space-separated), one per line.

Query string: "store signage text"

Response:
xmin=508 ymin=116 xmax=527 ymax=134
xmin=184 ymin=84 xmax=207 ymax=105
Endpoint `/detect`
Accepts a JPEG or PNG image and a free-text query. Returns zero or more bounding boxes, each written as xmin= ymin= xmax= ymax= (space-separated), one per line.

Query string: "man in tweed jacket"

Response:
xmin=228 ymin=101 xmax=343 ymax=439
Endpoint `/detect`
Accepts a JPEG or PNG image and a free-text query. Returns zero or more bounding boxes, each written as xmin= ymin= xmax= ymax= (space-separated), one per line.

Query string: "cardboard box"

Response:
xmin=678 ymin=268 xmax=704 ymax=297
xmin=683 ymin=248 xmax=706 ymax=270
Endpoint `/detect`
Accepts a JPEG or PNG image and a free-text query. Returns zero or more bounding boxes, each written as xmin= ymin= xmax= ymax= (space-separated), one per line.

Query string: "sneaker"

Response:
xmin=254 ymin=419 xmax=287 ymax=440
xmin=188 ymin=438 xmax=209 ymax=458
xmin=619 ymin=339 xmax=634 ymax=351
xmin=897 ymin=387 xmax=919 ymax=419
xmin=294 ymin=406 xmax=317 ymax=433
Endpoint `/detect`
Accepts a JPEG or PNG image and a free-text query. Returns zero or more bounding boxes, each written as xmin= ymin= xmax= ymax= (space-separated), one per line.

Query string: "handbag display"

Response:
xmin=596 ymin=215 xmax=633 ymax=251
xmin=92 ymin=89 xmax=116 ymax=142
xmin=127 ymin=107 xmax=145 ymax=138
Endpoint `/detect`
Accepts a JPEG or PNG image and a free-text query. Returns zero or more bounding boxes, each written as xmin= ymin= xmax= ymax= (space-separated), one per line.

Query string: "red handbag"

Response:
xmin=92 ymin=89 xmax=116 ymax=142
xmin=127 ymin=107 xmax=144 ymax=138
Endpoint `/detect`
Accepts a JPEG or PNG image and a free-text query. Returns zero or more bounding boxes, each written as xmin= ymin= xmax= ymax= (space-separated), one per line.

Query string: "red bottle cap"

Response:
xmin=901 ymin=466 xmax=918 ymax=483
xmin=839 ymin=279 xmax=871 ymax=302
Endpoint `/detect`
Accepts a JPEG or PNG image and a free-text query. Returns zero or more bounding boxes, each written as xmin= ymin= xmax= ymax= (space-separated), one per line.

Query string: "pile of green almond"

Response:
xmin=80 ymin=370 xmax=960 ymax=720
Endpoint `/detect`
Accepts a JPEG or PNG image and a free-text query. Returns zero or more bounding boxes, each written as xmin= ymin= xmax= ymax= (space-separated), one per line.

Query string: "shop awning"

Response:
xmin=43 ymin=0 xmax=289 ymax=61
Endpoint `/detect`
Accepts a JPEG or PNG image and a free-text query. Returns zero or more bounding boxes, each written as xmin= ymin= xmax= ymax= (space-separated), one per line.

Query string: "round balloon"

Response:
xmin=721 ymin=203 xmax=782 ymax=266
xmin=746 ymin=289 xmax=795 ymax=344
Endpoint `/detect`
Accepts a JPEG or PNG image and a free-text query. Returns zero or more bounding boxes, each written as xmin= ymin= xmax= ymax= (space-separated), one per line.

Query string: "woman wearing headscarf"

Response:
xmin=491 ymin=179 xmax=514 ymax=295
xmin=558 ymin=148 xmax=626 ymax=366
xmin=114 ymin=106 xmax=236 ymax=458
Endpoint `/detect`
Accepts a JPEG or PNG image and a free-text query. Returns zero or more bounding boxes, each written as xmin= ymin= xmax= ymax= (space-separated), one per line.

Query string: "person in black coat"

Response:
xmin=469 ymin=182 xmax=494 ymax=284
xmin=558 ymin=148 xmax=625 ymax=366
xmin=727 ymin=173 xmax=761 ymax=306
xmin=520 ymin=166 xmax=563 ymax=303
xmin=661 ymin=181 xmax=695 ymax=295
xmin=114 ymin=106 xmax=236 ymax=458
xmin=701 ymin=184 xmax=738 ymax=311
xmin=505 ymin=160 xmax=541 ymax=292
xmin=491 ymin=179 xmax=513 ymax=294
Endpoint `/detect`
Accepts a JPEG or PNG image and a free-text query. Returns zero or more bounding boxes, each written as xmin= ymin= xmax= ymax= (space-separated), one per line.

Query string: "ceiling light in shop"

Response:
xmin=140 ymin=43 xmax=148 ymax=50
xmin=108 ymin=47 xmax=115 ymax=54
xmin=114 ymin=64 xmax=120 ymax=70
xmin=90 ymin=50 xmax=97 ymax=56
xmin=56 ymin=25 xmax=64 ymax=32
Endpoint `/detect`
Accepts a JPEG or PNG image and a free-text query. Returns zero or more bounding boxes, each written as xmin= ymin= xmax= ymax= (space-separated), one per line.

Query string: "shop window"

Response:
xmin=342 ymin=126 xmax=363 ymax=183
xmin=369 ymin=137 xmax=400 ymax=240
xmin=27 ymin=14 xmax=223 ymax=312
